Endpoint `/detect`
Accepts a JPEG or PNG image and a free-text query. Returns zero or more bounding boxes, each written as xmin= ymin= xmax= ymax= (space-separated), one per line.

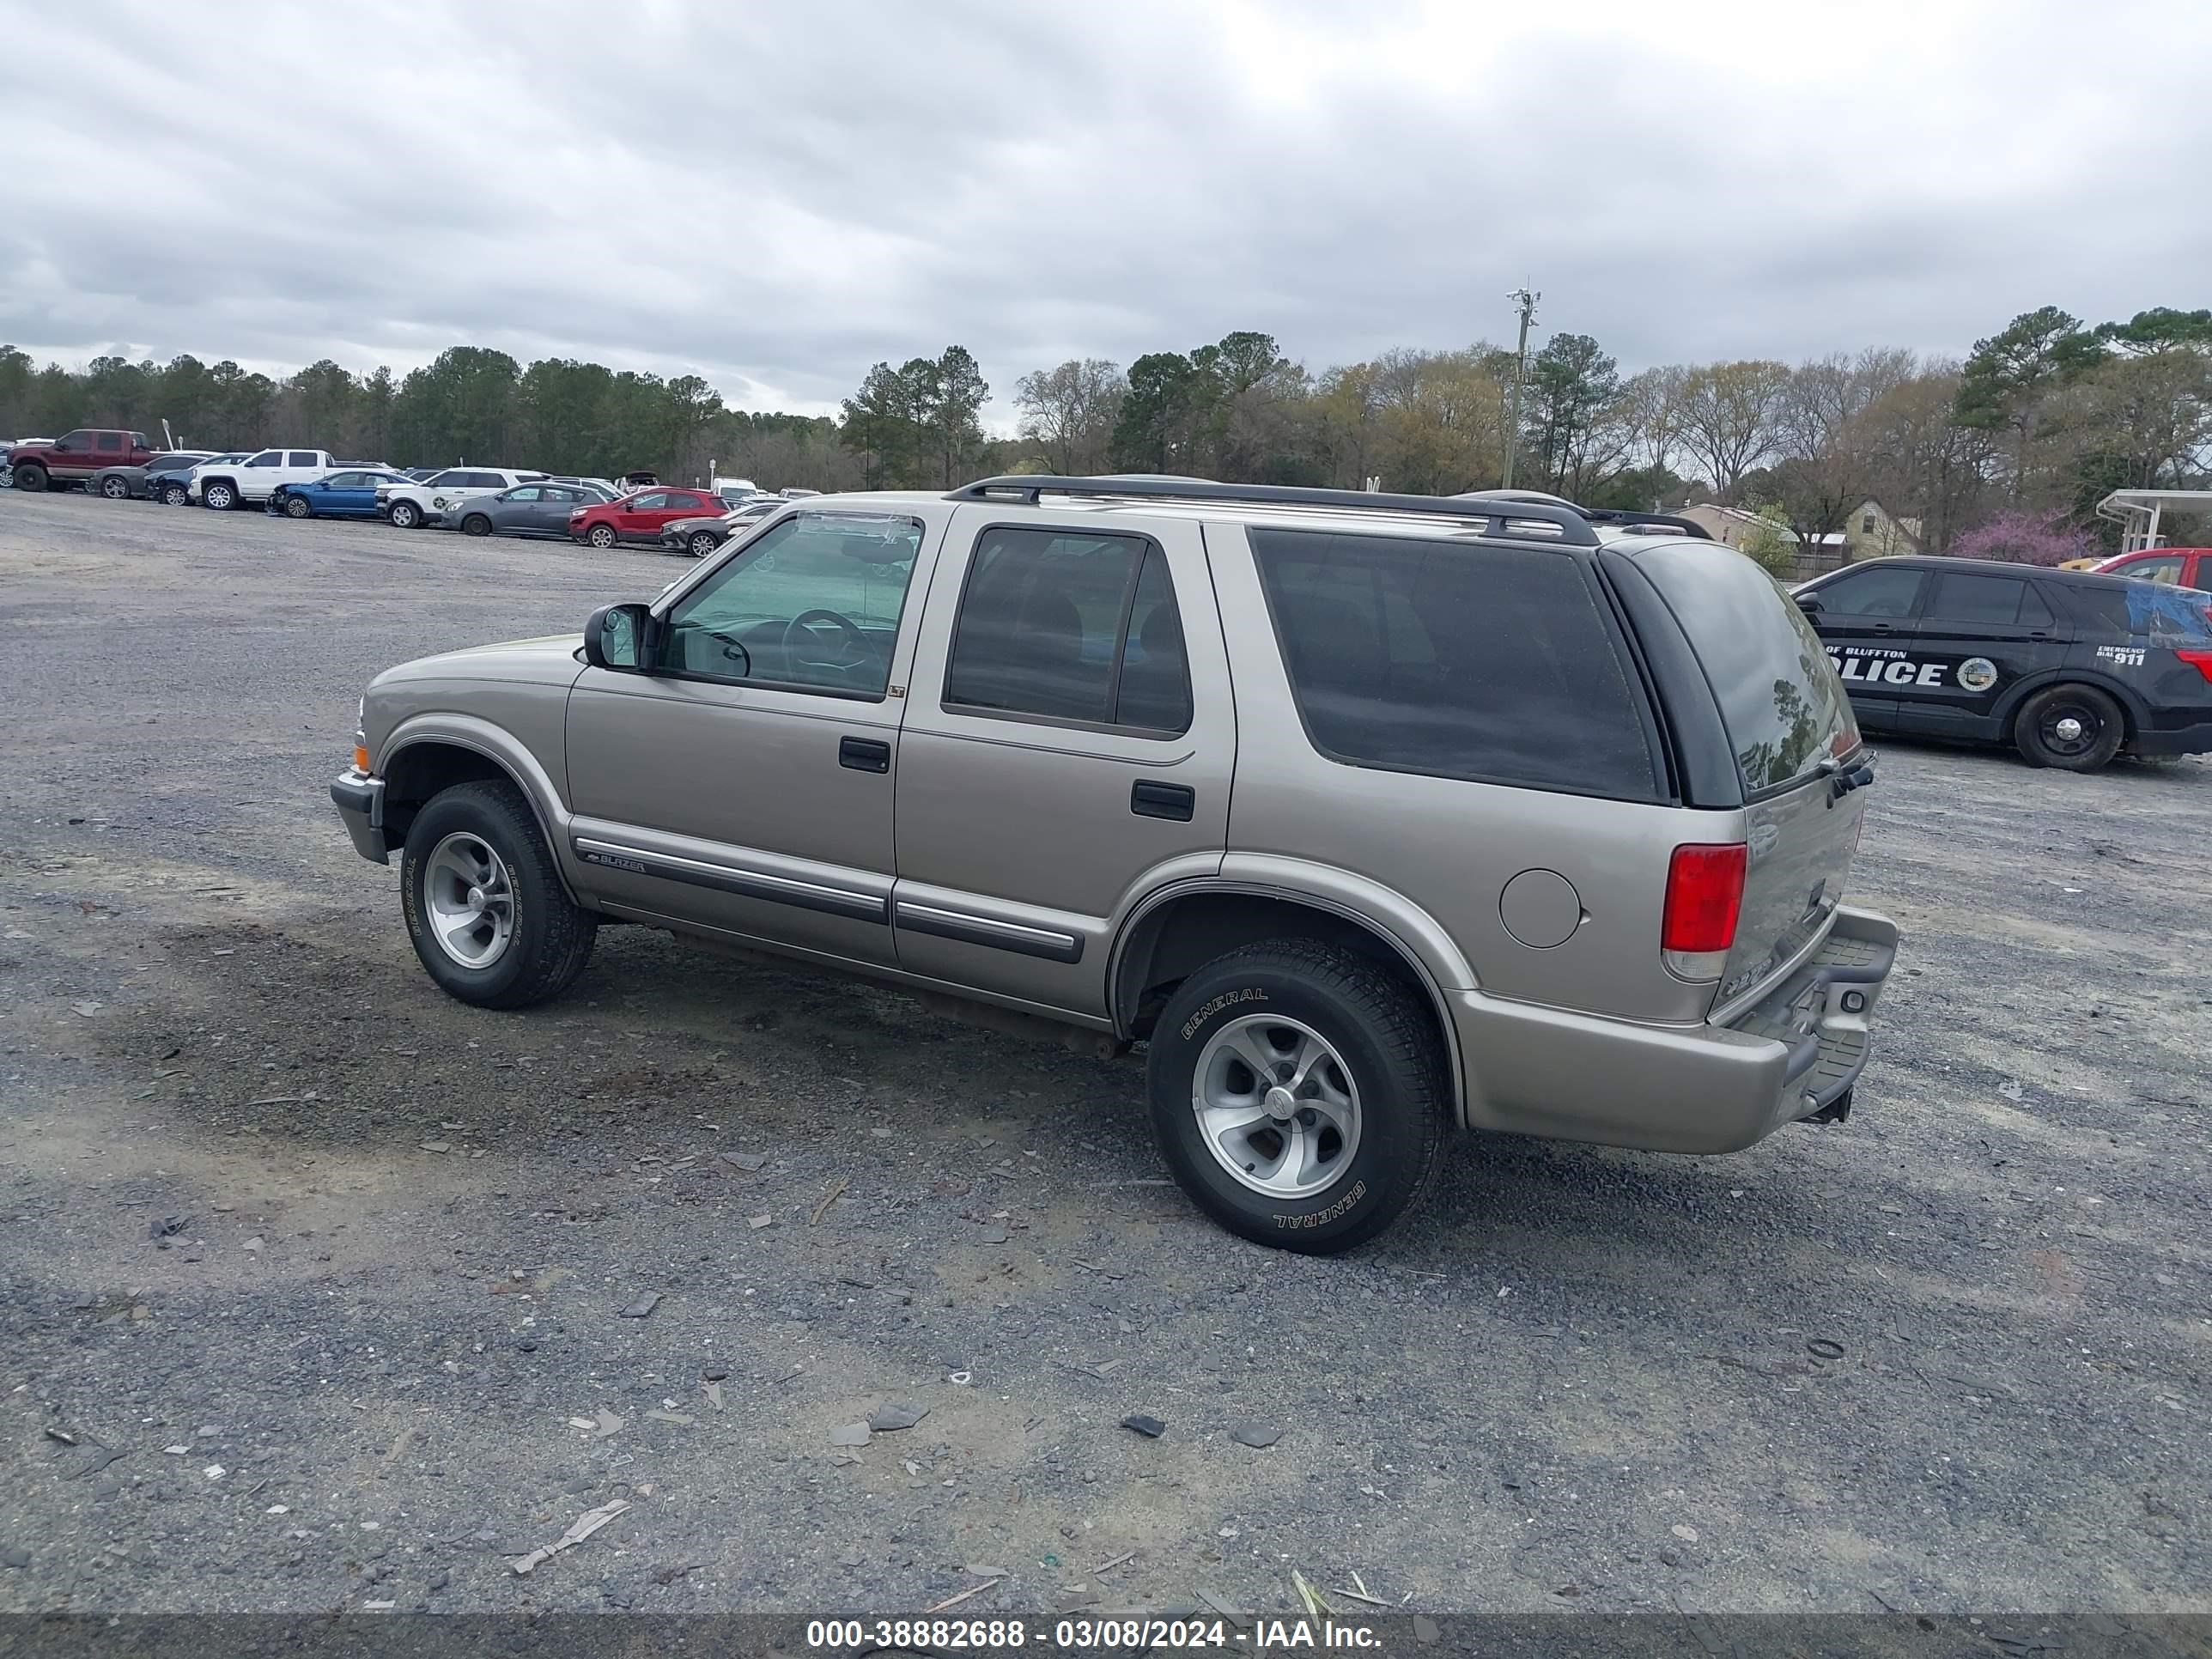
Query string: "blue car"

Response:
xmin=268 ymin=468 xmax=414 ymax=520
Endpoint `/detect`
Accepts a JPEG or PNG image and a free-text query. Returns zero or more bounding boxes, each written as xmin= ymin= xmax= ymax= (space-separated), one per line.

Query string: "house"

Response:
xmin=1843 ymin=498 xmax=1923 ymax=562
xmin=1675 ymin=502 xmax=1848 ymax=579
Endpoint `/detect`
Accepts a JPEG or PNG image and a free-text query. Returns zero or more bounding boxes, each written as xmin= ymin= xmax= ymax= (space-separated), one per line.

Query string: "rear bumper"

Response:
xmin=1450 ymin=905 xmax=1899 ymax=1153
xmin=330 ymin=771 xmax=388 ymax=865
xmin=2130 ymin=719 xmax=2212 ymax=758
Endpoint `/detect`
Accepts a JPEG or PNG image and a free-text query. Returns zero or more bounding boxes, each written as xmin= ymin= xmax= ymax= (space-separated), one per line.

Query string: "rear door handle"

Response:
xmin=1131 ymin=780 xmax=1195 ymax=821
xmin=838 ymin=736 xmax=890 ymax=774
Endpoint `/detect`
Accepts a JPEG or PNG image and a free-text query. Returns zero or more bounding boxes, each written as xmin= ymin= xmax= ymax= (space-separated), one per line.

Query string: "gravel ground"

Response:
xmin=0 ymin=490 xmax=2206 ymax=1619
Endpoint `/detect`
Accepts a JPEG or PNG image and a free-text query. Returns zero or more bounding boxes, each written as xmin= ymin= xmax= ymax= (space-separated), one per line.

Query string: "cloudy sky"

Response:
xmin=4 ymin=0 xmax=2208 ymax=420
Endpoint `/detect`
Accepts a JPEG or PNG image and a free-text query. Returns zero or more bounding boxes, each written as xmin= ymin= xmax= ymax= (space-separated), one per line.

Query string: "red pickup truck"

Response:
xmin=9 ymin=429 xmax=155 ymax=492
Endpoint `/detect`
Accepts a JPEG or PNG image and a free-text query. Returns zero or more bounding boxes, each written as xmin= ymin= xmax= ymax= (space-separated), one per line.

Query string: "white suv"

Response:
xmin=188 ymin=449 xmax=338 ymax=509
xmin=378 ymin=468 xmax=549 ymax=529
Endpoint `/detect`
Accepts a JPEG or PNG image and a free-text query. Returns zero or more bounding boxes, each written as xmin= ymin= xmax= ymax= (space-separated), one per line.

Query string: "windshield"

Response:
xmin=1636 ymin=541 xmax=1860 ymax=794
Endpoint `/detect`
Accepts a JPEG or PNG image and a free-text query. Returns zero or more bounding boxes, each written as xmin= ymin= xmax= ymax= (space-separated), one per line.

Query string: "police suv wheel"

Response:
xmin=1146 ymin=939 xmax=1448 ymax=1255
xmin=400 ymin=781 xmax=595 ymax=1010
xmin=2014 ymin=684 xmax=2124 ymax=772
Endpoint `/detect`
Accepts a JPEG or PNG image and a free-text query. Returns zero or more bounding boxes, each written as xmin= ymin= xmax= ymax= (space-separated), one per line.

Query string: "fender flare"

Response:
xmin=1106 ymin=872 xmax=1474 ymax=1127
xmin=379 ymin=714 xmax=580 ymax=902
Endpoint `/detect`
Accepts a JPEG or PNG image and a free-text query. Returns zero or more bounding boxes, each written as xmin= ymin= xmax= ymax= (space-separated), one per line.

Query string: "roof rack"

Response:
xmin=946 ymin=474 xmax=1601 ymax=546
xmin=1454 ymin=489 xmax=1713 ymax=542
xmin=1583 ymin=508 xmax=1713 ymax=540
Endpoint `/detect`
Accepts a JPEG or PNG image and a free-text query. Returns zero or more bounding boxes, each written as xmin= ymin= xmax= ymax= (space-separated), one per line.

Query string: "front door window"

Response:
xmin=654 ymin=514 xmax=922 ymax=698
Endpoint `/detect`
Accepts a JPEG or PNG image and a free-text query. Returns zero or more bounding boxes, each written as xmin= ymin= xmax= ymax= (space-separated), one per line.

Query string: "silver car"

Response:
xmin=331 ymin=477 xmax=1898 ymax=1252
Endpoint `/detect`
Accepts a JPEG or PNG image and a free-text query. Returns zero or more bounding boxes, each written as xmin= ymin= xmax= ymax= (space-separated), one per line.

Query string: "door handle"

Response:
xmin=838 ymin=736 xmax=890 ymax=774
xmin=1131 ymin=780 xmax=1195 ymax=821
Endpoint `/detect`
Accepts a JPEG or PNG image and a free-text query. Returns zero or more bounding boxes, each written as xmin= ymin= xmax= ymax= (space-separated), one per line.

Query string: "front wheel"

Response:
xmin=14 ymin=465 xmax=48 ymax=491
xmin=586 ymin=524 xmax=618 ymax=550
xmin=161 ymin=482 xmax=188 ymax=506
xmin=1146 ymin=939 xmax=1449 ymax=1254
xmin=461 ymin=514 xmax=492 ymax=537
xmin=202 ymin=480 xmax=236 ymax=510
xmin=399 ymin=781 xmax=595 ymax=1009
xmin=388 ymin=500 xmax=422 ymax=529
xmin=283 ymin=494 xmax=313 ymax=519
xmin=687 ymin=530 xmax=719 ymax=558
xmin=100 ymin=475 xmax=131 ymax=500
xmin=2014 ymin=684 xmax=2124 ymax=771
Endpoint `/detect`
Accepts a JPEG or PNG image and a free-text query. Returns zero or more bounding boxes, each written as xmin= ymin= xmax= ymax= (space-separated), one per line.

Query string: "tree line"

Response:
xmin=5 ymin=302 xmax=2207 ymax=551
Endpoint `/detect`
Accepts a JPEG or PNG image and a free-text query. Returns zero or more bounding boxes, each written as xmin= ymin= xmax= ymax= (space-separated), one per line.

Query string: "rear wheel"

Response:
xmin=202 ymin=480 xmax=236 ymax=510
xmin=100 ymin=475 xmax=131 ymax=500
xmin=461 ymin=513 xmax=492 ymax=536
xmin=388 ymin=500 xmax=422 ymax=529
xmin=2014 ymin=684 xmax=2124 ymax=771
xmin=399 ymin=781 xmax=595 ymax=1009
xmin=587 ymin=524 xmax=617 ymax=550
xmin=14 ymin=464 xmax=48 ymax=491
xmin=1146 ymin=939 xmax=1449 ymax=1254
xmin=283 ymin=494 xmax=313 ymax=519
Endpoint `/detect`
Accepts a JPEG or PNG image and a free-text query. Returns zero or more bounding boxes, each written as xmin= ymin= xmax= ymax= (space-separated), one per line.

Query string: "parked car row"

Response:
xmin=8 ymin=428 xmax=805 ymax=556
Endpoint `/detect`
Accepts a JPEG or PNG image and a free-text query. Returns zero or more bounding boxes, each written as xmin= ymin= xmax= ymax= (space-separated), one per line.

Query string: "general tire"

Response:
xmin=461 ymin=514 xmax=492 ymax=536
xmin=688 ymin=530 xmax=719 ymax=558
xmin=1146 ymin=938 xmax=1449 ymax=1254
xmin=388 ymin=500 xmax=422 ymax=529
xmin=202 ymin=479 xmax=237 ymax=510
xmin=587 ymin=524 xmax=617 ymax=550
xmin=14 ymin=464 xmax=48 ymax=491
xmin=100 ymin=475 xmax=131 ymax=499
xmin=399 ymin=780 xmax=595 ymax=1010
xmin=283 ymin=494 xmax=313 ymax=518
xmin=161 ymin=482 xmax=188 ymax=505
xmin=2014 ymin=683 xmax=2125 ymax=772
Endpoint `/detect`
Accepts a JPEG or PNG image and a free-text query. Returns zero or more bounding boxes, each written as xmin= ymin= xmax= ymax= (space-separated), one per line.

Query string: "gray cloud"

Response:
xmin=3 ymin=0 xmax=2208 ymax=418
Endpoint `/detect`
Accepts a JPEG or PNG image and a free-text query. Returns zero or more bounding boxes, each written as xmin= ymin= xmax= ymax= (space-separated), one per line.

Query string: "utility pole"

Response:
xmin=1501 ymin=284 xmax=1540 ymax=489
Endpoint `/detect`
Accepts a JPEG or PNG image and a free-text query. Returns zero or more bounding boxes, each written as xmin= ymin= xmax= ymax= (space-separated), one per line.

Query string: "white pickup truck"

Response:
xmin=188 ymin=449 xmax=338 ymax=510
xmin=376 ymin=467 xmax=550 ymax=529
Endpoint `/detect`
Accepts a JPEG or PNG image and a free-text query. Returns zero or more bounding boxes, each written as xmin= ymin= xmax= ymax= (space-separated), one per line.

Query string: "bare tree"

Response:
xmin=1615 ymin=364 xmax=1690 ymax=477
xmin=1676 ymin=360 xmax=1791 ymax=502
xmin=1014 ymin=358 xmax=1126 ymax=474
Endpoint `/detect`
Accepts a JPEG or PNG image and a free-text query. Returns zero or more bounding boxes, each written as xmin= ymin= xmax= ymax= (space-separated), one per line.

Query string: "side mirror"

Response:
xmin=1795 ymin=593 xmax=1823 ymax=614
xmin=583 ymin=602 xmax=654 ymax=672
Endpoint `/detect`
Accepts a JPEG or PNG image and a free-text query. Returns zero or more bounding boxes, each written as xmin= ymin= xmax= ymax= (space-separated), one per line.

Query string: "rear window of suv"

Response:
xmin=1249 ymin=528 xmax=1664 ymax=800
xmin=1635 ymin=542 xmax=1858 ymax=794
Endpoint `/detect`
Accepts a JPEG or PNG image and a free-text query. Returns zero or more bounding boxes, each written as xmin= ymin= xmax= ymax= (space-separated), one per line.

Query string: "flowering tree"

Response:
xmin=1948 ymin=509 xmax=2099 ymax=567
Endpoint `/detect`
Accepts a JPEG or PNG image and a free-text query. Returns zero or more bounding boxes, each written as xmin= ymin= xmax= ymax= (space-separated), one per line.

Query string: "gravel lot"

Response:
xmin=0 ymin=490 xmax=2206 ymax=1620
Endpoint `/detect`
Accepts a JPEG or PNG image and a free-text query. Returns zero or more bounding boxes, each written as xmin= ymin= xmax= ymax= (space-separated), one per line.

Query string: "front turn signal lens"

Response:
xmin=353 ymin=744 xmax=372 ymax=774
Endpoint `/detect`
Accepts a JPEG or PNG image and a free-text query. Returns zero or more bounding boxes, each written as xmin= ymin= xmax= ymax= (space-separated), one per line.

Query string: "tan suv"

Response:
xmin=331 ymin=477 xmax=1899 ymax=1252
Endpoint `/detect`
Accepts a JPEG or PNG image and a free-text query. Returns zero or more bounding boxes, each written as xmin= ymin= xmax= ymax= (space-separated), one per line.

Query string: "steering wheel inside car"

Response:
xmin=780 ymin=608 xmax=878 ymax=677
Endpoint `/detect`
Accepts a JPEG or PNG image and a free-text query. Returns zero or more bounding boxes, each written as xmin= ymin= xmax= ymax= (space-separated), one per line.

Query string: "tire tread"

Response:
xmin=402 ymin=780 xmax=593 ymax=1009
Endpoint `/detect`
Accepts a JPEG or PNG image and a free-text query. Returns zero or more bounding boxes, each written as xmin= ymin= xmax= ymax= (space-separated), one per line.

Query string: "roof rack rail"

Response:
xmin=946 ymin=474 xmax=1601 ymax=546
xmin=1583 ymin=508 xmax=1713 ymax=540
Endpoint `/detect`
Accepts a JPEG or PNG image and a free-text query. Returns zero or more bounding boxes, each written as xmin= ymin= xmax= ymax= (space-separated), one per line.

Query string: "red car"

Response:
xmin=569 ymin=486 xmax=725 ymax=549
xmin=2094 ymin=547 xmax=2212 ymax=591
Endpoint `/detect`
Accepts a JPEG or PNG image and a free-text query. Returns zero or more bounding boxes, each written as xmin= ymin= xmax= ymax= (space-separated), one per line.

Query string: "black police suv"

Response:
xmin=1792 ymin=556 xmax=2212 ymax=772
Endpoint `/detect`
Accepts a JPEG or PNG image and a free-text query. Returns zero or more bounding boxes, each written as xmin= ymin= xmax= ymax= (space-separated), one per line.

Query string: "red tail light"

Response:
xmin=2178 ymin=649 xmax=2212 ymax=684
xmin=1662 ymin=842 xmax=1747 ymax=955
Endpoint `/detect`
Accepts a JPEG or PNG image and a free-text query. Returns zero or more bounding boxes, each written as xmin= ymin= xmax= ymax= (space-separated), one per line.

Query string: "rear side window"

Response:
xmin=1637 ymin=542 xmax=1859 ymax=795
xmin=1249 ymin=528 xmax=1662 ymax=799
xmin=1927 ymin=572 xmax=2030 ymax=624
xmin=96 ymin=433 xmax=123 ymax=453
xmin=287 ymin=451 xmax=319 ymax=467
xmin=945 ymin=526 xmax=1192 ymax=734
